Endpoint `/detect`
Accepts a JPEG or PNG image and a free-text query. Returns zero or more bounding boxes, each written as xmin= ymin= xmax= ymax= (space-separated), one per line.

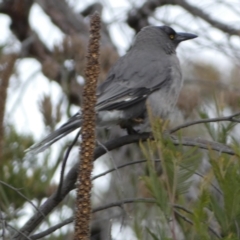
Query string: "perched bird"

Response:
xmin=29 ymin=25 xmax=197 ymax=153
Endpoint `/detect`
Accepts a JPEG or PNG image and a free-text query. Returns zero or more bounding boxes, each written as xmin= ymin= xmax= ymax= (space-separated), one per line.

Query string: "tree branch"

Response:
xmin=127 ymin=0 xmax=168 ymax=32
xmin=35 ymin=0 xmax=88 ymax=35
xmin=31 ymin=198 xmax=156 ymax=239
xmin=170 ymin=112 xmax=240 ymax=134
xmin=12 ymin=133 xmax=152 ymax=239
xmin=30 ymin=197 xmax=223 ymax=239
xmin=30 ymin=217 xmax=73 ymax=239
xmin=1 ymin=0 xmax=118 ymax=107
xmin=0 ymin=181 xmax=45 ymax=218
xmin=127 ymin=0 xmax=240 ymax=37
xmin=174 ymin=210 xmax=221 ymax=238
xmin=14 ymin=132 xmax=234 ymax=239
xmin=91 ymin=159 xmax=155 ymax=180
xmin=175 ymin=0 xmax=240 ymax=36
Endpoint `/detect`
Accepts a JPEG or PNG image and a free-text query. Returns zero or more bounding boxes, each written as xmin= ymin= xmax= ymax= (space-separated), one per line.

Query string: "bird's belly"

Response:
xmin=147 ymin=73 xmax=182 ymax=119
xmin=97 ymin=110 xmax=124 ymax=127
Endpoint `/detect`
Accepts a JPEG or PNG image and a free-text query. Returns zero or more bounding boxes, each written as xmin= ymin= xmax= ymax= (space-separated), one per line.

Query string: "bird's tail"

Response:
xmin=26 ymin=112 xmax=82 ymax=154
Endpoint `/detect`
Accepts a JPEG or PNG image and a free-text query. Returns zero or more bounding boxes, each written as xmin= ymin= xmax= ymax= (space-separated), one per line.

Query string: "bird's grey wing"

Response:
xmin=96 ymin=52 xmax=171 ymax=111
xmin=27 ymin=51 xmax=171 ymax=153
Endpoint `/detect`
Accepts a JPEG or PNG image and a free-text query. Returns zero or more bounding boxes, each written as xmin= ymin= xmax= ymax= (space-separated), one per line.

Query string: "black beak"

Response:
xmin=176 ymin=32 xmax=198 ymax=42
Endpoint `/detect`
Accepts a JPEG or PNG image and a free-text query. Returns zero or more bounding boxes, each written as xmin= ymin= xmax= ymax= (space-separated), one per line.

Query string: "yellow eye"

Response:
xmin=169 ymin=34 xmax=175 ymax=40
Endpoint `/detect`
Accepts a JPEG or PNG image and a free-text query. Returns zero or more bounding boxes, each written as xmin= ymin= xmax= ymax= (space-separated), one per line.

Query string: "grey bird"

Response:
xmin=29 ymin=25 xmax=197 ymax=153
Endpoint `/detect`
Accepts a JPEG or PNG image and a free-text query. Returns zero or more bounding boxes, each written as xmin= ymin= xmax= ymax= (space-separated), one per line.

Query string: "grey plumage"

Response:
xmin=28 ymin=25 xmax=197 ymax=153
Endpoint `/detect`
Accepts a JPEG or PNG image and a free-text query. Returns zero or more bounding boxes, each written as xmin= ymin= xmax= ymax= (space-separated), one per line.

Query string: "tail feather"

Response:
xmin=26 ymin=112 xmax=82 ymax=154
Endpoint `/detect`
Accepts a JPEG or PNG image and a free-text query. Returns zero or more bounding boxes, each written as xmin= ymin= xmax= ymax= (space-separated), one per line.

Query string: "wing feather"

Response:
xmin=96 ymin=50 xmax=171 ymax=111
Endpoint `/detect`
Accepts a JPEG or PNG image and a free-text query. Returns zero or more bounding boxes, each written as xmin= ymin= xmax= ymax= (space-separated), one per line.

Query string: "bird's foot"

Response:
xmin=126 ymin=126 xmax=139 ymax=135
xmin=132 ymin=118 xmax=144 ymax=124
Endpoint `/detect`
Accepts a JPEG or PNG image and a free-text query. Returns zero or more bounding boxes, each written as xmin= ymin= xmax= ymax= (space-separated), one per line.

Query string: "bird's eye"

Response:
xmin=169 ymin=34 xmax=175 ymax=40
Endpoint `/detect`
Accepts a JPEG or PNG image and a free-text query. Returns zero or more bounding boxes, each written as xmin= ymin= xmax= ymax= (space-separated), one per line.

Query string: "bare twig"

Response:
xmin=35 ymin=0 xmax=88 ymax=35
xmin=30 ymin=217 xmax=73 ymax=239
xmin=56 ymin=129 xmax=81 ymax=199
xmin=7 ymin=224 xmax=32 ymax=240
xmin=174 ymin=210 xmax=222 ymax=239
xmin=0 ymin=181 xmax=45 ymax=218
xmin=0 ymin=210 xmax=6 ymax=238
xmin=175 ymin=0 xmax=240 ymax=36
xmin=93 ymin=197 xmax=156 ymax=212
xmin=92 ymin=159 xmax=222 ymax=196
xmin=96 ymin=140 xmax=128 ymax=211
xmin=173 ymin=136 xmax=234 ymax=155
xmin=174 ymin=204 xmax=193 ymax=215
xmin=174 ymin=209 xmax=194 ymax=224
xmin=31 ymin=198 xmax=157 ymax=239
xmin=127 ymin=0 xmax=240 ymax=37
xmin=91 ymin=159 xmax=155 ymax=180
xmin=170 ymin=112 xmax=240 ymax=134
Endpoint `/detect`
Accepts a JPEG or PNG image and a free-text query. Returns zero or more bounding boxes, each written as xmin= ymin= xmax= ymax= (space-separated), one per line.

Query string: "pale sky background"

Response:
xmin=2 ymin=0 xmax=239 ymax=136
xmin=1 ymin=0 xmax=240 ymax=239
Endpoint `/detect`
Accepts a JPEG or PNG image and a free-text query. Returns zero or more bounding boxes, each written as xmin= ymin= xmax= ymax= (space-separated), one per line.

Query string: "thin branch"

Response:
xmin=96 ymin=140 xmax=128 ymax=211
xmin=175 ymin=0 xmax=240 ymax=36
xmin=35 ymin=0 xmax=88 ymax=35
xmin=173 ymin=204 xmax=193 ymax=215
xmin=0 ymin=211 xmax=6 ymax=238
xmin=127 ymin=0 xmax=240 ymax=37
xmin=189 ymin=171 xmax=222 ymax=196
xmin=174 ymin=209 xmax=194 ymax=224
xmin=30 ymin=217 xmax=73 ymax=239
xmin=56 ymin=129 xmax=81 ymax=200
xmin=172 ymin=135 xmax=234 ymax=155
xmin=92 ymin=159 xmax=222 ymax=196
xmin=174 ymin=210 xmax=222 ymax=239
xmin=91 ymin=159 xmax=155 ymax=180
xmin=0 ymin=181 xmax=45 ymax=218
xmin=93 ymin=197 xmax=156 ymax=212
xmin=35 ymin=0 xmax=115 ymax=47
xmin=30 ymin=198 xmax=156 ymax=239
xmin=170 ymin=112 xmax=240 ymax=134
xmin=7 ymin=223 xmax=33 ymax=240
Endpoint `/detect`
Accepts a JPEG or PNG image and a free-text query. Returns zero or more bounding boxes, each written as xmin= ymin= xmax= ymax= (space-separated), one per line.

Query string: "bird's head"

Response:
xmin=134 ymin=25 xmax=197 ymax=54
